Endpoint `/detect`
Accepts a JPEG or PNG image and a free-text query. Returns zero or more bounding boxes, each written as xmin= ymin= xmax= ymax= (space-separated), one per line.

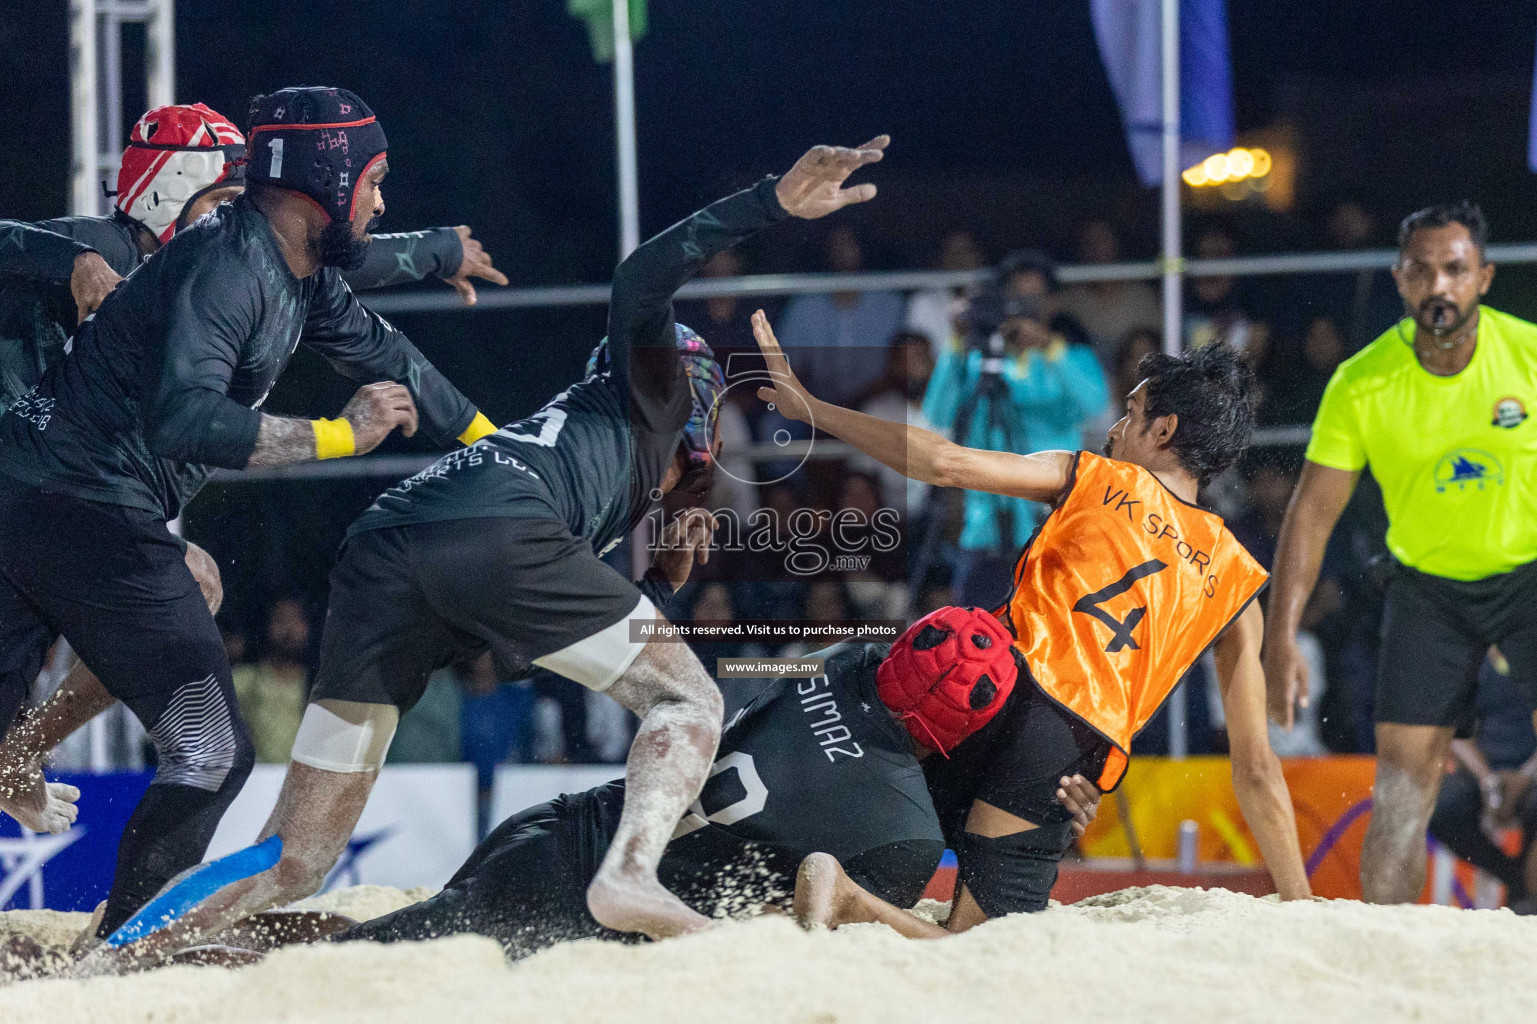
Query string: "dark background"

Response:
xmin=4 ymin=1 xmax=1537 ymax=635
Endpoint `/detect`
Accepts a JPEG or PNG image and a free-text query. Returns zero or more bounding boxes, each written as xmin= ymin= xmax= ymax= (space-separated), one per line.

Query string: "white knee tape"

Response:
xmin=290 ymin=699 xmax=399 ymax=773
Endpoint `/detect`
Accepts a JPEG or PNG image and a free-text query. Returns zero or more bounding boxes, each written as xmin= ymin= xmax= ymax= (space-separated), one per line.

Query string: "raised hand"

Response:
xmin=751 ymin=309 xmax=816 ymax=424
xmin=340 ymin=381 xmax=419 ymax=453
xmin=774 ymin=136 xmax=889 ymax=220
xmin=444 ymin=225 xmax=508 ymax=306
xmin=653 ymin=508 xmax=719 ymax=591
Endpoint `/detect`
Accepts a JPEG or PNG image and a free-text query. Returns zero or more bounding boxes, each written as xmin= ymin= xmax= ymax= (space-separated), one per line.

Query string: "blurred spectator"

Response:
xmin=1261 ymin=315 xmax=1347 ymax=425
xmin=1056 ymin=219 xmax=1161 ymax=364
xmin=232 ymin=598 xmax=312 ymax=764
xmin=777 ymin=223 xmax=904 ymax=405
xmin=923 ymin=252 xmax=1109 ymax=608
xmin=1229 ymin=458 xmax=1342 ymax=756
xmin=1085 ymin=327 xmax=1160 ymax=445
xmin=1289 ymin=198 xmax=1402 ymax=352
xmin=457 ymin=652 xmax=534 ymax=792
xmin=905 ymin=228 xmax=987 ymax=362
xmin=1429 ymin=656 xmax=1537 ymax=911
xmin=1185 ymin=221 xmax=1270 ymax=364
xmin=672 ymin=247 xmax=762 ymax=353
xmin=835 ymin=470 xmax=905 ymax=582
xmin=388 ymin=663 xmax=463 ymax=764
xmin=850 ymin=331 xmax=938 ymax=512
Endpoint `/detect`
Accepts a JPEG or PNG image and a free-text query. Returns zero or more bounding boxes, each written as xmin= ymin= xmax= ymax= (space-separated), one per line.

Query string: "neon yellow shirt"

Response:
xmin=1306 ymin=306 xmax=1537 ymax=581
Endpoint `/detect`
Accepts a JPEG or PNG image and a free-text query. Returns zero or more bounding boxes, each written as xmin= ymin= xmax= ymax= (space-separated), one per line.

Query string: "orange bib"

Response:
xmin=1001 ymin=453 xmax=1267 ymax=788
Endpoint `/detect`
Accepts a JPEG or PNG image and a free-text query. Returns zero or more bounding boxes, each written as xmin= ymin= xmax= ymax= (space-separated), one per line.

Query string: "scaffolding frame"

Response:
xmin=70 ymin=0 xmax=175 ymax=216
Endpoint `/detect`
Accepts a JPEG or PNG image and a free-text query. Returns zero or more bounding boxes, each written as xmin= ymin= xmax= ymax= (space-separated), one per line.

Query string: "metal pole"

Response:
xmin=612 ymin=0 xmax=640 ymax=260
xmin=100 ymin=4 xmax=122 ymax=216
xmin=1161 ymin=0 xmax=1189 ymax=759
xmin=1159 ymin=0 xmax=1182 ymax=357
xmin=69 ymin=0 xmax=99 ymax=216
xmin=146 ymin=0 xmax=175 ymax=108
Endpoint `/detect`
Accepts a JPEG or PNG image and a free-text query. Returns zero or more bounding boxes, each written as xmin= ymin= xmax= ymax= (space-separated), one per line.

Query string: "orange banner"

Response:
xmin=1080 ymin=755 xmax=1377 ymax=899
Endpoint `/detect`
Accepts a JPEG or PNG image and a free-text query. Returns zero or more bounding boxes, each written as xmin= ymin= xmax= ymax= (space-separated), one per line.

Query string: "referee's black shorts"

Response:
xmin=1376 ymin=559 xmax=1537 ymax=729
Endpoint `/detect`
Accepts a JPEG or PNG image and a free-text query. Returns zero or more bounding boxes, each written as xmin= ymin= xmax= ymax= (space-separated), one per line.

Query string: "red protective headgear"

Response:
xmin=116 ymin=103 xmax=246 ymax=243
xmin=877 ymin=606 xmax=1019 ymax=755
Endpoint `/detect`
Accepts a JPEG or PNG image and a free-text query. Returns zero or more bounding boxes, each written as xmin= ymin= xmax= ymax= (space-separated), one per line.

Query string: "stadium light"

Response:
xmin=1182 ymin=147 xmax=1272 ymax=190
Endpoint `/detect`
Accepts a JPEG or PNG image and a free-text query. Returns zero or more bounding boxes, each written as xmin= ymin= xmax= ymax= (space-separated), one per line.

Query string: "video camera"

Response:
xmin=958 ymin=249 xmax=1057 ymax=361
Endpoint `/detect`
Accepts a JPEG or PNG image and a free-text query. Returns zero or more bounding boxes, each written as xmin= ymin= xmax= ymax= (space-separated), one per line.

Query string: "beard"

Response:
xmin=1102 ymin=437 xmax=1115 ymax=458
xmin=319 ymin=216 xmax=378 ymax=271
xmin=1412 ymin=295 xmax=1475 ymax=339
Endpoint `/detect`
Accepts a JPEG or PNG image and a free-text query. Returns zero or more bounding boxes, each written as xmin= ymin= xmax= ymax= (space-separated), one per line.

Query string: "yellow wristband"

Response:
xmin=458 ymin=411 xmax=497 ymax=446
xmin=312 ymin=417 xmax=356 ymax=460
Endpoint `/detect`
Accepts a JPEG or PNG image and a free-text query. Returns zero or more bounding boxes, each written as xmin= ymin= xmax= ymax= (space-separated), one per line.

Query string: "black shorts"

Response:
xmin=925 ymin=680 xmax=1114 ymax=839
xmin=1376 ymin=560 xmax=1537 ymax=728
xmin=0 ymin=480 xmax=244 ymax=784
xmin=311 ymin=518 xmax=650 ymax=712
xmin=334 ymin=791 xmax=626 ymax=959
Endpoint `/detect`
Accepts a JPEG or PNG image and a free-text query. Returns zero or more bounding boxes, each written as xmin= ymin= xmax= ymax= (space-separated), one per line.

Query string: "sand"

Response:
xmin=2 ymin=885 xmax=1534 ymax=1023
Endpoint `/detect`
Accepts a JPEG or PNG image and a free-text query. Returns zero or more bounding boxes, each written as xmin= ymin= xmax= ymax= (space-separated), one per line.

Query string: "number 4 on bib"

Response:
xmin=1073 ymin=559 xmax=1168 ymax=653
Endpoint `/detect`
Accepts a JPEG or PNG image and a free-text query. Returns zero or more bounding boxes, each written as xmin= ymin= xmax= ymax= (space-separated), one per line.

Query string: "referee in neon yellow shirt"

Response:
xmin=1266 ymin=202 xmax=1537 ymax=904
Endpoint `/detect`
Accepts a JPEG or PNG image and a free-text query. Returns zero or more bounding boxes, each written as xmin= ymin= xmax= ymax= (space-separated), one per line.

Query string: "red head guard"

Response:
xmin=876 ymin=606 xmax=1020 ymax=756
xmin=116 ymin=103 xmax=246 ymax=243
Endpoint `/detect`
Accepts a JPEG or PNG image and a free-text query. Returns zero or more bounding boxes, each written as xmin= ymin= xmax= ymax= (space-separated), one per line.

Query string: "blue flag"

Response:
xmin=1091 ymin=0 xmax=1235 ymax=186
xmin=1529 ymin=24 xmax=1537 ymax=172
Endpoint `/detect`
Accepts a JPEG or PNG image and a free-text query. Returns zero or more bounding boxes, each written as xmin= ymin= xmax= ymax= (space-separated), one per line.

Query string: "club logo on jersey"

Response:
xmin=1491 ymin=397 xmax=1528 ymax=429
xmin=1434 ymin=448 xmax=1505 ymax=493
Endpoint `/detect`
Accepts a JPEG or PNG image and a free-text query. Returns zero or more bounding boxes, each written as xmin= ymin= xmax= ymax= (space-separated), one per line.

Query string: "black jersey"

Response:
xmin=592 ymin=640 xmax=945 ymax=914
xmin=0 ymin=195 xmax=477 ymax=520
xmin=0 ymin=210 xmax=461 ymax=417
xmin=349 ymin=178 xmax=788 ymax=553
xmin=339 ymin=641 xmax=946 ymax=956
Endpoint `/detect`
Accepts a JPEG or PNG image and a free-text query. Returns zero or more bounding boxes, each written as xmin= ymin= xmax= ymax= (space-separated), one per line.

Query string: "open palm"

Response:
xmin=751 ymin=309 xmax=814 ymax=423
xmin=774 ymin=136 xmax=889 ymax=220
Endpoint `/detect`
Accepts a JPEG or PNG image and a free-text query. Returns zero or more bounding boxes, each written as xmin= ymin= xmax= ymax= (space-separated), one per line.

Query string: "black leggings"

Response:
xmin=0 ymin=482 xmax=254 ymax=936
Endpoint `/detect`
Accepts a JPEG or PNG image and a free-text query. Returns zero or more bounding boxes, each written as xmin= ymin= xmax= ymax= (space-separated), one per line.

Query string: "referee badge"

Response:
xmin=1492 ymin=397 xmax=1528 ymax=428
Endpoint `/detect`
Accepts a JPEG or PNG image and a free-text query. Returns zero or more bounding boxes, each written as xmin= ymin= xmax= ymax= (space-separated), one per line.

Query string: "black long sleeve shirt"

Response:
xmin=351 ymin=177 xmax=789 ymax=553
xmin=0 ymin=195 xmax=476 ymax=520
xmin=0 ymin=210 xmax=462 ymax=416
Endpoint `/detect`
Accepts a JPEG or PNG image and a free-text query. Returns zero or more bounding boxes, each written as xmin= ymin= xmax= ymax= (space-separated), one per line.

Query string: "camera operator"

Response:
xmin=921 ymin=251 xmax=1108 ymax=608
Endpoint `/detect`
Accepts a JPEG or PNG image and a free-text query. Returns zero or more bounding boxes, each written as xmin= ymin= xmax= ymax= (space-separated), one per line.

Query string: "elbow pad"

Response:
xmin=957 ymin=820 xmax=1075 ymax=918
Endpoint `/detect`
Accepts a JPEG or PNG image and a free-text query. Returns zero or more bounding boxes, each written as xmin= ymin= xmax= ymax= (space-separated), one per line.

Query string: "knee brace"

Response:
xmin=958 ymin=820 xmax=1075 ymax=917
xmin=290 ymin=699 xmax=399 ymax=772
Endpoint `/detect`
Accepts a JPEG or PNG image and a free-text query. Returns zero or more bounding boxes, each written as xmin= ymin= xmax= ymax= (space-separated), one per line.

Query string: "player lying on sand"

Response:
xmin=68 ymin=138 xmax=891 ymax=975
xmin=15 ymin=605 xmax=1099 ymax=974
xmin=748 ymin=309 xmax=1312 ymax=935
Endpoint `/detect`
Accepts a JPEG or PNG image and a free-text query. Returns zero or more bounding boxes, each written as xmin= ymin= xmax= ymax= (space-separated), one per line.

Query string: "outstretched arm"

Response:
xmin=607 ymin=137 xmax=888 ymax=433
xmin=343 ymin=226 xmax=507 ymax=305
xmin=1215 ymin=601 xmax=1312 ymax=900
xmin=752 ymin=310 xmax=1073 ymax=503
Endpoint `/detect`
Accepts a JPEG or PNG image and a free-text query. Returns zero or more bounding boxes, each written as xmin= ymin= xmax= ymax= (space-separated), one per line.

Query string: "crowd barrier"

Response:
xmin=2 ymin=757 xmax=1511 ymax=913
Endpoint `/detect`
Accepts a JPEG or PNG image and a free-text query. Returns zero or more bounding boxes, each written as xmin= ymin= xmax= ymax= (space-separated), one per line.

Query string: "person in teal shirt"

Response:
xmin=921 ymin=251 xmax=1109 ymax=607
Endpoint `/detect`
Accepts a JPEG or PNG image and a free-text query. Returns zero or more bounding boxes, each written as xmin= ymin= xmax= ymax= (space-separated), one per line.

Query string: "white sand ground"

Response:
xmin=2 ymin=884 xmax=1534 ymax=1024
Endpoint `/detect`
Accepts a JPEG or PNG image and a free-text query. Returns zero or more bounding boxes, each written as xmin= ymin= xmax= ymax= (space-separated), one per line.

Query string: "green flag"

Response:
xmin=568 ymin=0 xmax=647 ymax=63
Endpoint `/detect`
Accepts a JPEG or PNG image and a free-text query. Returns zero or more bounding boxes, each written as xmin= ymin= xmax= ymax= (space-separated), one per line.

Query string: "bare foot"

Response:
xmin=586 ymin=871 xmax=712 ymax=940
xmin=0 ymin=759 xmax=79 ymax=834
xmin=208 ymin=910 xmax=358 ymax=952
xmin=0 ymin=934 xmax=67 ymax=982
xmin=169 ymin=945 xmax=266 ymax=969
xmin=793 ymin=853 xmax=852 ymax=930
